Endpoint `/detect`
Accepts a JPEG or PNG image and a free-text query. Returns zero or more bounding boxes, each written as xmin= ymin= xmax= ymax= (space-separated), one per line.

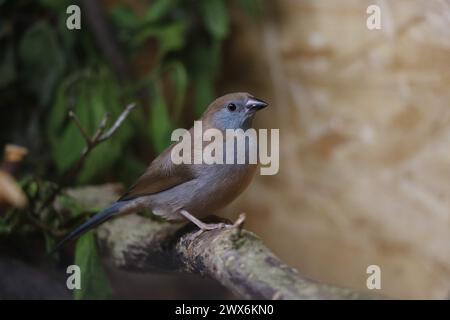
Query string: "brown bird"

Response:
xmin=55 ymin=92 xmax=268 ymax=249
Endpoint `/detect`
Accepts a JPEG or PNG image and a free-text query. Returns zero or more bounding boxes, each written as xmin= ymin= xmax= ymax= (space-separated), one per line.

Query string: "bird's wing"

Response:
xmin=118 ymin=144 xmax=196 ymax=201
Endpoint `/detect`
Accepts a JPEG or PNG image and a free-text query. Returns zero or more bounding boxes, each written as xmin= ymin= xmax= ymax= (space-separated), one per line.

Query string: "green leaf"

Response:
xmin=56 ymin=194 xmax=86 ymax=219
xmin=200 ymin=0 xmax=229 ymax=40
xmin=165 ymin=61 xmax=187 ymax=119
xmin=21 ymin=177 xmax=39 ymax=198
xmin=150 ymin=84 xmax=173 ymax=153
xmin=110 ymin=5 xmax=142 ymax=31
xmin=54 ymin=118 xmax=86 ymax=172
xmin=189 ymin=41 xmax=222 ymax=115
xmin=194 ymin=72 xmax=215 ymax=116
xmin=47 ymin=72 xmax=81 ymax=146
xmin=159 ymin=21 xmax=187 ymax=53
xmin=78 ymin=73 xmax=133 ymax=183
xmin=58 ymin=10 xmax=77 ymax=53
xmin=74 ymin=231 xmax=112 ymax=300
xmin=0 ymin=210 xmax=14 ymax=235
xmin=145 ymin=0 xmax=179 ymax=23
xmin=132 ymin=21 xmax=187 ymax=54
xmin=50 ymin=78 xmax=87 ymax=173
xmin=44 ymin=233 xmax=57 ymax=254
xmin=18 ymin=22 xmax=65 ymax=106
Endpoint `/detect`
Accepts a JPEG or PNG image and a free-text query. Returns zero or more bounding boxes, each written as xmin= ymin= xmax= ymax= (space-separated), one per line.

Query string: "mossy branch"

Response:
xmin=97 ymin=214 xmax=371 ymax=300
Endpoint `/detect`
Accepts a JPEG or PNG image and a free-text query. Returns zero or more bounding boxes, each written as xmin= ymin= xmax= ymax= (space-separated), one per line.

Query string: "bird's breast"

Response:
xmin=148 ymin=130 xmax=260 ymax=220
xmin=193 ymin=162 xmax=257 ymax=212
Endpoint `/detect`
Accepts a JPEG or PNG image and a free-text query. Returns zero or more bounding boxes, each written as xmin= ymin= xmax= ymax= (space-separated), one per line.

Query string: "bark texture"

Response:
xmin=97 ymin=214 xmax=370 ymax=300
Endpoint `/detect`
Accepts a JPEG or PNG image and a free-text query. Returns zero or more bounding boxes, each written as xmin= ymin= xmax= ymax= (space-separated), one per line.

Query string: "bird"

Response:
xmin=54 ymin=92 xmax=268 ymax=251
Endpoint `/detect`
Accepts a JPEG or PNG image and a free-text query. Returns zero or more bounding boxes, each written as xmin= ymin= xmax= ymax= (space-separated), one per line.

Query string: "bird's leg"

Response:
xmin=179 ymin=209 xmax=227 ymax=230
xmin=179 ymin=209 xmax=229 ymax=238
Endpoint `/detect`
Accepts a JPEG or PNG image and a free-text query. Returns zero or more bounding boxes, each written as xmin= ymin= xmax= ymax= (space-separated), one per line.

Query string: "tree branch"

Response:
xmin=68 ymin=111 xmax=91 ymax=146
xmin=97 ymin=214 xmax=372 ymax=300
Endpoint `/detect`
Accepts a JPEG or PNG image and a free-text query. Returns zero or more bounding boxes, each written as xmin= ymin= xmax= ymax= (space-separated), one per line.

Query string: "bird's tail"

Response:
xmin=52 ymin=201 xmax=128 ymax=253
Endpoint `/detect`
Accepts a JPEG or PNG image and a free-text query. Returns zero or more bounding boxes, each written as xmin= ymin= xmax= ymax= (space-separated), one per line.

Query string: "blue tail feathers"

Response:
xmin=52 ymin=201 xmax=128 ymax=253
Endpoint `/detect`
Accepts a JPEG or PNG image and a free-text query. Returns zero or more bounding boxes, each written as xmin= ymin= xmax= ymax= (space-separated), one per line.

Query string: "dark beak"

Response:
xmin=245 ymin=97 xmax=268 ymax=112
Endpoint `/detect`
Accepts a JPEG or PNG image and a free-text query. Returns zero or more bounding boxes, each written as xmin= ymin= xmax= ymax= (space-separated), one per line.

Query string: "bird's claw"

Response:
xmin=185 ymin=222 xmax=230 ymax=241
xmin=185 ymin=214 xmax=246 ymax=242
xmin=203 ymin=222 xmax=228 ymax=230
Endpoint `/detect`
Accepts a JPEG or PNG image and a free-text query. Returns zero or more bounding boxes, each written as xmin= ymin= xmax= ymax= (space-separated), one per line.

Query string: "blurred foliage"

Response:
xmin=0 ymin=0 xmax=264 ymax=299
xmin=0 ymin=0 xmax=264 ymax=181
xmin=0 ymin=175 xmax=86 ymax=238
xmin=48 ymin=67 xmax=133 ymax=183
xmin=74 ymin=231 xmax=112 ymax=299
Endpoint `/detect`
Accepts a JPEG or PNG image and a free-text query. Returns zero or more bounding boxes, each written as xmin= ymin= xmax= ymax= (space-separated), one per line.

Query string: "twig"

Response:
xmin=92 ymin=113 xmax=110 ymax=143
xmin=26 ymin=211 xmax=66 ymax=237
xmin=98 ymin=104 xmax=135 ymax=142
xmin=68 ymin=103 xmax=135 ymax=178
xmin=36 ymin=104 xmax=136 ymax=215
xmin=68 ymin=111 xmax=90 ymax=145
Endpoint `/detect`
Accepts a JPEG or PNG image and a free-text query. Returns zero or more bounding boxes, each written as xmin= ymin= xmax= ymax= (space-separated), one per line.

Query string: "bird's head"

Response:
xmin=201 ymin=92 xmax=268 ymax=130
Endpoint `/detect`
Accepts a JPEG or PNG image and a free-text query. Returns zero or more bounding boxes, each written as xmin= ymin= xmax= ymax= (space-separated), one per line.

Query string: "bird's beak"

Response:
xmin=245 ymin=97 xmax=268 ymax=113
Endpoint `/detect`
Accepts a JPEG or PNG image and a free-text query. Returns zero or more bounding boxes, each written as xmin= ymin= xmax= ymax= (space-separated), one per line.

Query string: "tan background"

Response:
xmin=220 ymin=0 xmax=450 ymax=299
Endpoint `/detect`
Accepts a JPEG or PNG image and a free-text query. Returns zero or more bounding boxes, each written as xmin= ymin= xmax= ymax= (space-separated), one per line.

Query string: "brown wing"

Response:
xmin=118 ymin=145 xmax=196 ymax=201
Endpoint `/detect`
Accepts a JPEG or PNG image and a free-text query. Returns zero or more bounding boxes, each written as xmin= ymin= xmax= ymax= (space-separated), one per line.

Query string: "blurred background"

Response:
xmin=0 ymin=0 xmax=449 ymax=299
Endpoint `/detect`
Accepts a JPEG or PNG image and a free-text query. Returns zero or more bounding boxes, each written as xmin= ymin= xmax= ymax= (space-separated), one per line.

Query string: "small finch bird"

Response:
xmin=55 ymin=92 xmax=268 ymax=250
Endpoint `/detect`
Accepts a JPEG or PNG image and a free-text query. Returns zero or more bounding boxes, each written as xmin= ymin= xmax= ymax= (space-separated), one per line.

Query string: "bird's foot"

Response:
xmin=179 ymin=209 xmax=228 ymax=239
xmin=202 ymin=222 xmax=229 ymax=230
xmin=187 ymin=222 xmax=231 ymax=241
xmin=186 ymin=213 xmax=247 ymax=241
xmin=179 ymin=210 xmax=246 ymax=241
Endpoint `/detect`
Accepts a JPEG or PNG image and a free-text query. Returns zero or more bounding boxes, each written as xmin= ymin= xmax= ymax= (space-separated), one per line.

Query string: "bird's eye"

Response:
xmin=227 ymin=103 xmax=237 ymax=112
